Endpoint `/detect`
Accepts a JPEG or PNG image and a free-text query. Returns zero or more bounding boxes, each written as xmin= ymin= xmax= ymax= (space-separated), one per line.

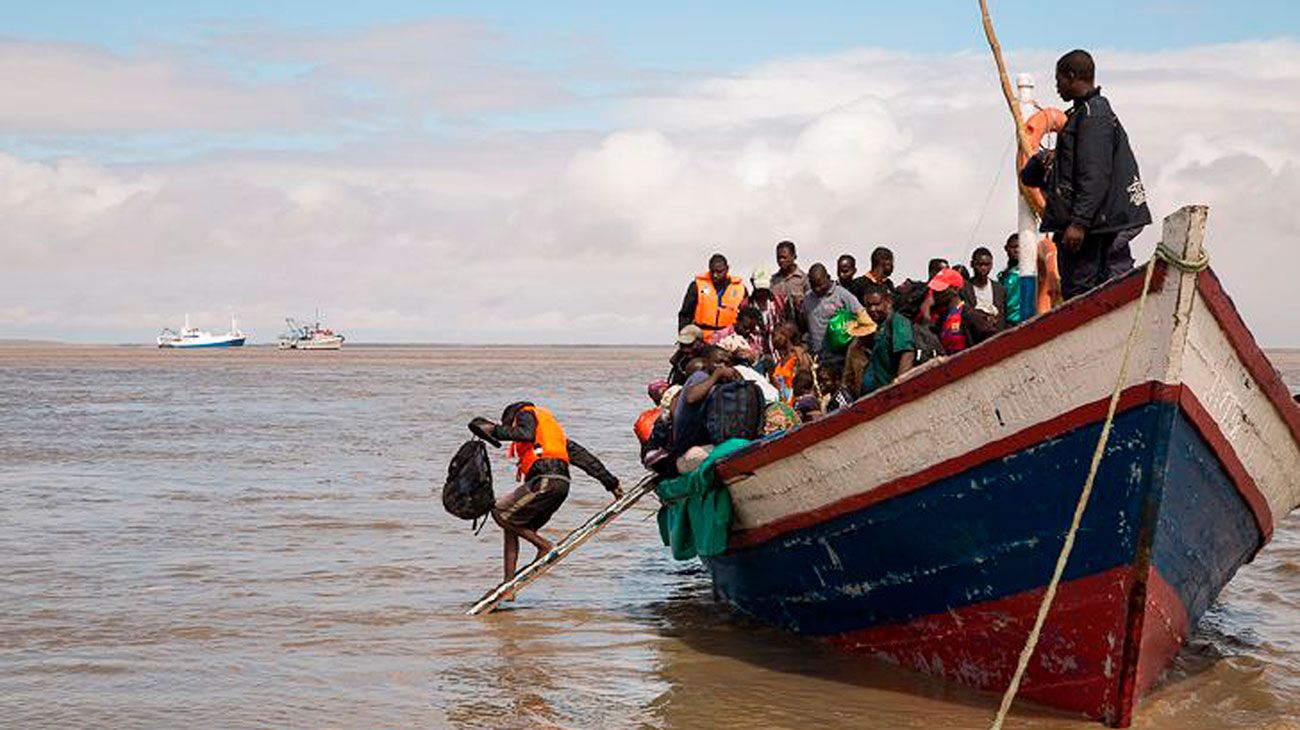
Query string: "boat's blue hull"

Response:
xmin=159 ymin=337 xmax=246 ymax=348
xmin=703 ymin=399 xmax=1259 ymax=724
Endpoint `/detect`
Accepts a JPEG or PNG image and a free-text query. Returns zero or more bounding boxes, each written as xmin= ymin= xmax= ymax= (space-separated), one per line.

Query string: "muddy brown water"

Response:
xmin=1 ymin=345 xmax=1297 ymax=729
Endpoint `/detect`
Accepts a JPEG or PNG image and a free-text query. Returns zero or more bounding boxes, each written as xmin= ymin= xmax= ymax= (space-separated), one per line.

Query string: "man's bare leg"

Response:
xmin=492 ymin=510 xmax=522 ymax=590
xmin=514 ymin=526 xmax=555 ymax=559
xmin=502 ymin=530 xmax=520 ymax=584
xmin=491 ymin=511 xmax=555 ymax=603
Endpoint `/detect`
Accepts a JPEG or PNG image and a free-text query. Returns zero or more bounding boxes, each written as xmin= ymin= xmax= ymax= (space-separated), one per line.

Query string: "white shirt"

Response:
xmin=734 ymin=364 xmax=780 ymax=405
xmin=972 ymin=280 xmax=998 ymax=315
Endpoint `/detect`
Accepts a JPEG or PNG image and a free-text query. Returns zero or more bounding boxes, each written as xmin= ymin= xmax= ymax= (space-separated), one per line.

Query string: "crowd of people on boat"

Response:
xmin=460 ymin=48 xmax=1162 ymax=582
xmin=637 ymin=236 xmax=1040 ymax=474
xmin=635 ymin=49 xmax=1154 ymax=477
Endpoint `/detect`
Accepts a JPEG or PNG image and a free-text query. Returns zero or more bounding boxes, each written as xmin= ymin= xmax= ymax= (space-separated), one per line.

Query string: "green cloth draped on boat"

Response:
xmin=656 ymin=438 xmax=750 ymax=560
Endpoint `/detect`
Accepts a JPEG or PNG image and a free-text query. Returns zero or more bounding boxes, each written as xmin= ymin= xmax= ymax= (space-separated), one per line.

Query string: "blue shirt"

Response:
xmin=672 ymin=370 xmax=711 ymax=455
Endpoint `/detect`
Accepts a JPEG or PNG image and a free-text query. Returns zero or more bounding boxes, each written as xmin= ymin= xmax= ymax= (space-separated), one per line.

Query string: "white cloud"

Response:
xmin=2 ymin=36 xmax=1300 ymax=346
xmin=217 ymin=19 xmax=575 ymax=119
xmin=0 ymin=41 xmax=340 ymax=133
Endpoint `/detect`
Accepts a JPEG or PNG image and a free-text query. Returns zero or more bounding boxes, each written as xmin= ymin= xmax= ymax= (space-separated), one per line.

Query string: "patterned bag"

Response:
xmin=705 ymin=381 xmax=765 ymax=443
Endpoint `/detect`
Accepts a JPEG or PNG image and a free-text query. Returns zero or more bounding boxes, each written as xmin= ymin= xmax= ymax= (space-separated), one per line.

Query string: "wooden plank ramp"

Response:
xmin=466 ymin=472 xmax=659 ymax=616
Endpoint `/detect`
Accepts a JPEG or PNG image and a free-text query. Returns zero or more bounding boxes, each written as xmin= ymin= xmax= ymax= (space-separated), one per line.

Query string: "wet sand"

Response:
xmin=1 ymin=345 xmax=1297 ymax=729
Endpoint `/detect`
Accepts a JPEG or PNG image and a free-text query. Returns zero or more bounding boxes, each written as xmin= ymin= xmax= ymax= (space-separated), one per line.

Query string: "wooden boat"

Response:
xmin=701 ymin=206 xmax=1300 ymax=726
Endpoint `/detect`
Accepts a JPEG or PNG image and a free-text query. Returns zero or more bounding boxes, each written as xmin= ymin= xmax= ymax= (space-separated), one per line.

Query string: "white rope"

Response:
xmin=965 ymin=136 xmax=1015 ymax=250
xmin=988 ymin=243 xmax=1205 ymax=728
xmin=1154 ymin=240 xmax=1209 ymax=273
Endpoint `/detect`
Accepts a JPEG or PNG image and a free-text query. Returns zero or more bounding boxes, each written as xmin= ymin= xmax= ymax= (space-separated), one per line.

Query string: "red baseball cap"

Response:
xmin=928 ymin=267 xmax=965 ymax=292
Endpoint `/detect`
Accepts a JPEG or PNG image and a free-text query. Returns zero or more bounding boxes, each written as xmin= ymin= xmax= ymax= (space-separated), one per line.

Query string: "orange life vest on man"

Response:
xmin=693 ymin=273 xmax=746 ymax=330
xmin=633 ymin=407 xmax=659 ymax=444
xmin=507 ymin=405 xmax=569 ymax=480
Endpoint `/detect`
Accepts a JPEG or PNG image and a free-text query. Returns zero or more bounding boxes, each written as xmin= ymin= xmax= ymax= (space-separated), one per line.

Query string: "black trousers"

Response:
xmin=1057 ymin=226 xmax=1142 ymax=300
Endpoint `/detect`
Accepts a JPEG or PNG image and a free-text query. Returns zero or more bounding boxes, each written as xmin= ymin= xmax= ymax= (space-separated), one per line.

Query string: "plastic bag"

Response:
xmin=824 ymin=308 xmax=855 ymax=352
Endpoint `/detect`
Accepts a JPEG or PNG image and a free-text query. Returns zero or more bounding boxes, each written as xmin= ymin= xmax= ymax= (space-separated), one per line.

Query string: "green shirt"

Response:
xmin=999 ymin=267 xmax=1022 ymax=324
xmin=863 ymin=313 xmax=914 ymax=394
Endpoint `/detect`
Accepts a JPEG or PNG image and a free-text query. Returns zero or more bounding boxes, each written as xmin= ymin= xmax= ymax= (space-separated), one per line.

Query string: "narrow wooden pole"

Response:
xmin=978 ymin=0 xmax=1043 ymax=217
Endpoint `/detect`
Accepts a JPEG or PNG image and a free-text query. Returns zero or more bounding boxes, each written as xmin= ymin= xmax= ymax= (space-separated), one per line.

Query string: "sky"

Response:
xmin=4 ymin=1 xmax=1300 ymax=345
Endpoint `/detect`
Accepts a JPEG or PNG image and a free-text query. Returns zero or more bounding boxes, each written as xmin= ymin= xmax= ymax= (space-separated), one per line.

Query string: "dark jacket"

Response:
xmin=677 ymin=281 xmax=700 ymax=331
xmin=493 ymin=409 xmax=620 ymax=491
xmin=1021 ymin=87 xmax=1152 ymax=235
xmin=959 ymin=279 xmax=1007 ymax=341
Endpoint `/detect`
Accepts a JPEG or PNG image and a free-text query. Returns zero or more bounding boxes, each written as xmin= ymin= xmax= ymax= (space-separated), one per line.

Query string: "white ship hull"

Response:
xmin=158 ymin=334 xmax=247 ymax=348
xmin=157 ymin=316 xmax=248 ymax=348
xmin=278 ymin=335 xmax=344 ymax=350
xmin=277 ymin=316 xmax=345 ymax=350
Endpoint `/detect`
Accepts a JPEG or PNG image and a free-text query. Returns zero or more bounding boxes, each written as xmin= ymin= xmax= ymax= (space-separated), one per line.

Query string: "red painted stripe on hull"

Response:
xmin=719 ymin=264 xmax=1168 ymax=478
xmin=1134 ymin=566 xmax=1190 ymax=702
xmin=822 ymin=566 xmax=1141 ymax=724
xmin=728 ymin=382 xmax=1173 ymax=550
xmin=726 ymin=384 xmax=1274 ymax=556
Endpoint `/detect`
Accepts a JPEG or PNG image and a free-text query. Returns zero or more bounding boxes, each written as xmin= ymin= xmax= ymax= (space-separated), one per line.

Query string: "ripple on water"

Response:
xmin=0 ymin=345 xmax=1298 ymax=729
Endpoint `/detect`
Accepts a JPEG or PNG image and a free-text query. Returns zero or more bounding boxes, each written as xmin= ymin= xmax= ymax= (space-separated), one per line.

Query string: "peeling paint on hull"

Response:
xmin=700 ymin=228 xmax=1300 ymax=728
xmin=705 ymin=402 xmax=1256 ymax=725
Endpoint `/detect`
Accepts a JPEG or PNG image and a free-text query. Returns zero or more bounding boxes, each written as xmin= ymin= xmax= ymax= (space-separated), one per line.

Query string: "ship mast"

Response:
xmin=979 ymin=0 xmax=1039 ymax=316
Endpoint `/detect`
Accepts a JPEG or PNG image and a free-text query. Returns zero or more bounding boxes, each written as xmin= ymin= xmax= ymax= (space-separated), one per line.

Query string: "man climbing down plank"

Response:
xmin=470 ymin=403 xmax=623 ymax=589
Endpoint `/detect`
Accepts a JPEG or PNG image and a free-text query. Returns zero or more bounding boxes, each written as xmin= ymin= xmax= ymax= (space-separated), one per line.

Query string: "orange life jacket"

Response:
xmin=693 ymin=273 xmax=746 ymax=330
xmin=1037 ymin=236 xmax=1063 ymax=314
xmin=507 ymin=405 xmax=569 ymax=480
xmin=633 ymin=407 xmax=659 ymax=444
xmin=772 ymin=352 xmax=799 ymax=406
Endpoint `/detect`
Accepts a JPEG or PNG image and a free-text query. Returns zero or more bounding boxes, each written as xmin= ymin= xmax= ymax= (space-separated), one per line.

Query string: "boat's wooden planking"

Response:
xmin=720 ymin=271 xmax=1181 ymax=534
xmin=719 ymin=206 xmax=1300 ymax=551
xmin=1181 ymin=277 xmax=1300 ymax=524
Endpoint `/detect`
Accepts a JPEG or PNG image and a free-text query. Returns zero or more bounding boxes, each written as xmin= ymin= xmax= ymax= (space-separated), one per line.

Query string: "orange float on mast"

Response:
xmin=1014 ymin=99 xmax=1067 ymax=315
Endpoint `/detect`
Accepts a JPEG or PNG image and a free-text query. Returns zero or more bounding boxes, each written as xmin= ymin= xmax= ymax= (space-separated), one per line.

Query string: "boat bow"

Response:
xmin=703 ymin=206 xmax=1300 ymax=726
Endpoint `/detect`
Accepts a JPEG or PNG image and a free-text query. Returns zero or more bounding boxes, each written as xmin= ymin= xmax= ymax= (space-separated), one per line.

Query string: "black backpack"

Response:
xmin=910 ymin=321 xmax=945 ymax=365
xmin=892 ymin=279 xmax=929 ymax=321
xmin=705 ymin=380 xmax=765 ymax=443
xmin=442 ymin=440 xmax=495 ymax=522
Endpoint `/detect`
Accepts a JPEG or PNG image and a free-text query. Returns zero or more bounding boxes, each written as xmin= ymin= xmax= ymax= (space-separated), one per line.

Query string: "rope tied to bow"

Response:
xmin=989 ymin=243 xmax=1209 ymax=730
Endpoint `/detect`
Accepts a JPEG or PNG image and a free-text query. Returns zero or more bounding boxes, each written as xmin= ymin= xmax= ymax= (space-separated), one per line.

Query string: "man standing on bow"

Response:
xmin=1021 ymin=49 xmax=1152 ymax=299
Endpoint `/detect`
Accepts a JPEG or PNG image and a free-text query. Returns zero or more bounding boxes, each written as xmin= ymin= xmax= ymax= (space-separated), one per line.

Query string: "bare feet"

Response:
xmin=534 ymin=538 xmax=555 ymax=561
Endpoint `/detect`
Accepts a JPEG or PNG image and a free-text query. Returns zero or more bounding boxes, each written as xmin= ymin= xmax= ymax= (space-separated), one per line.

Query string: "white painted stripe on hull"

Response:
xmin=1182 ymin=295 xmax=1300 ymax=521
xmin=726 ymin=281 xmax=1180 ymax=533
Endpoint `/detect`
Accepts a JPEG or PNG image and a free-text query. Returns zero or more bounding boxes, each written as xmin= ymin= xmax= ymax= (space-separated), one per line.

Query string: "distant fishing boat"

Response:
xmin=699 ymin=207 xmax=1300 ymax=727
xmin=277 ymin=316 xmax=344 ymax=350
xmin=156 ymin=315 xmax=247 ymax=348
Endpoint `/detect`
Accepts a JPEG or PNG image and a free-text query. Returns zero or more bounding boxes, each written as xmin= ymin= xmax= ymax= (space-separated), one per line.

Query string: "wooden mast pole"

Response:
xmin=978 ymin=0 xmax=1042 ymax=218
xmin=979 ymin=0 xmax=1042 ymax=316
